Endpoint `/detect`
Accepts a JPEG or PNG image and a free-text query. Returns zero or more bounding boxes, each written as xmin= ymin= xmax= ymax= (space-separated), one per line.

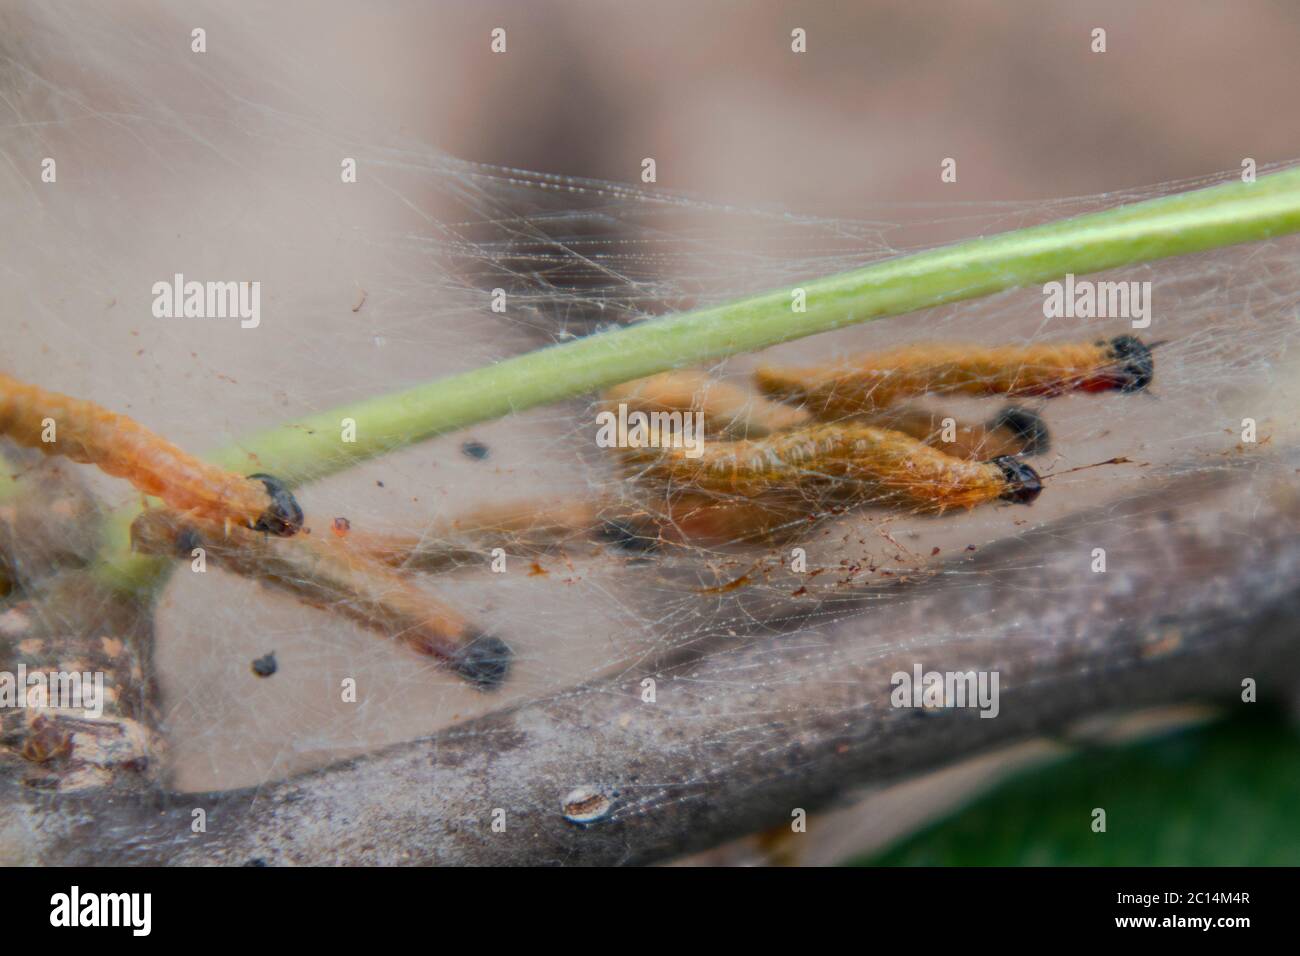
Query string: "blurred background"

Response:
xmin=3 ymin=0 xmax=1300 ymax=865
xmin=337 ymin=0 xmax=1300 ymax=205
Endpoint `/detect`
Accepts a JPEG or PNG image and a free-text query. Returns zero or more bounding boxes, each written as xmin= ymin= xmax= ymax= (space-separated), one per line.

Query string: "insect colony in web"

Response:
xmin=602 ymin=335 xmax=1153 ymax=545
xmin=0 ymin=335 xmax=1154 ymax=688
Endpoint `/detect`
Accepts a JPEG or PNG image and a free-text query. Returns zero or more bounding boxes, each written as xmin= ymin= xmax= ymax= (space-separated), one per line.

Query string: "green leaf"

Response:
xmin=858 ymin=714 xmax=1300 ymax=866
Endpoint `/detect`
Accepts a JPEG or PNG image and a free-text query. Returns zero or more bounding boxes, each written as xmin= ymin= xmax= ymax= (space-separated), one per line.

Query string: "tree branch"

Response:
xmin=7 ymin=450 xmax=1297 ymax=865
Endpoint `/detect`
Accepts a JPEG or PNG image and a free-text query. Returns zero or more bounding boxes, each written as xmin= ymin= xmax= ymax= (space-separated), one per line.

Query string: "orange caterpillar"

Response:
xmin=624 ymin=422 xmax=1041 ymax=518
xmin=868 ymin=405 xmax=1051 ymax=460
xmin=603 ymin=369 xmax=809 ymax=438
xmin=130 ymin=509 xmax=509 ymax=688
xmin=755 ymin=336 xmax=1154 ymax=419
xmin=0 ymin=372 xmax=302 ymax=535
xmin=346 ymin=500 xmax=605 ymax=573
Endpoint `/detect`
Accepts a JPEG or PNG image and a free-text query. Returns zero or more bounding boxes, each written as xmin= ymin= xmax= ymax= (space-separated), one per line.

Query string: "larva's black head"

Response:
xmin=248 ymin=473 xmax=304 ymax=536
xmin=992 ymin=456 xmax=1043 ymax=505
xmin=174 ymin=526 xmax=205 ymax=557
xmin=1105 ymin=335 xmax=1155 ymax=392
xmin=988 ymin=405 xmax=1051 ymax=456
xmin=451 ymin=633 xmax=513 ymax=690
xmin=597 ymin=519 xmax=659 ymax=553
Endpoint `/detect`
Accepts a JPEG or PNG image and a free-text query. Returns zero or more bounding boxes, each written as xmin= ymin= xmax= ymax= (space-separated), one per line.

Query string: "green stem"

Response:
xmin=95 ymin=166 xmax=1300 ymax=590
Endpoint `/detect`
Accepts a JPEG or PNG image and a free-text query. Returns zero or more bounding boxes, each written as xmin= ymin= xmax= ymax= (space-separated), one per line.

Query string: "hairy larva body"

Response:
xmin=755 ymin=337 xmax=1154 ymax=418
xmin=604 ymin=370 xmax=810 ymax=438
xmin=626 ymin=422 xmax=1040 ymax=514
xmin=0 ymin=373 xmax=301 ymax=535
xmin=870 ymin=405 xmax=1051 ymax=460
xmin=129 ymin=509 xmax=510 ymax=688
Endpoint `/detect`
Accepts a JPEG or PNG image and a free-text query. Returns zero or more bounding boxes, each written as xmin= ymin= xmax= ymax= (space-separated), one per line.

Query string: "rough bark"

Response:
xmin=2 ymin=449 xmax=1296 ymax=865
